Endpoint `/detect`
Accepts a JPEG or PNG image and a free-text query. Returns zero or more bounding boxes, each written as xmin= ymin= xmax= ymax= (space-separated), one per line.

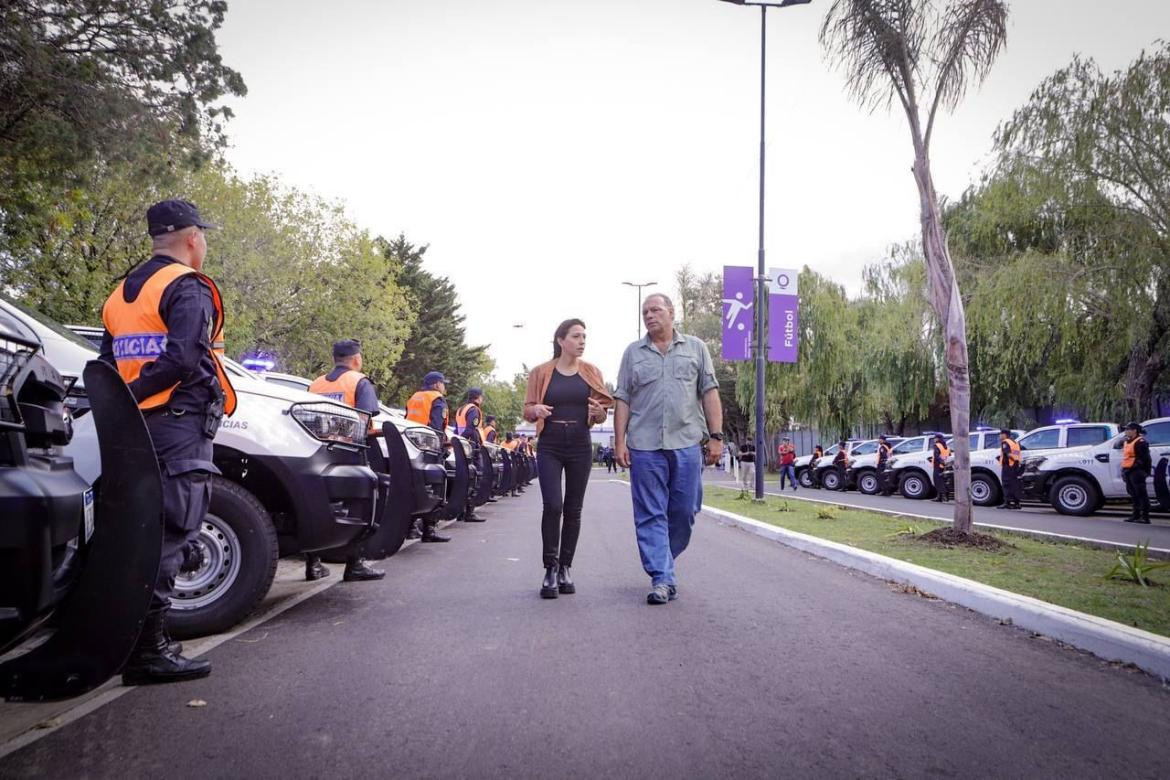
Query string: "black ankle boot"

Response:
xmin=122 ymin=608 xmax=211 ymax=686
xmin=343 ymin=557 xmax=385 ymax=581
xmin=541 ymin=566 xmax=558 ymax=599
xmin=305 ymin=555 xmax=330 ymax=581
xmin=421 ymin=521 xmax=450 ymax=543
xmin=557 ymin=565 xmax=575 ymax=594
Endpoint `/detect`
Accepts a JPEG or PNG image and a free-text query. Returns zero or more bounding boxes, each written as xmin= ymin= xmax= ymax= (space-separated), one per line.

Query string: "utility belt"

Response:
xmin=144 ymin=395 xmax=225 ymax=439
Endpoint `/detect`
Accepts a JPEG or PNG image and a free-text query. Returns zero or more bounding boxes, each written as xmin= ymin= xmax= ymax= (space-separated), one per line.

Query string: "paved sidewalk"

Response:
xmin=3 ymin=480 xmax=1168 ymax=778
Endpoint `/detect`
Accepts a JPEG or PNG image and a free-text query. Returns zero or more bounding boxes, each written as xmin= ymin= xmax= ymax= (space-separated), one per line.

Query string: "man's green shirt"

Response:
xmin=614 ymin=330 xmax=718 ymax=451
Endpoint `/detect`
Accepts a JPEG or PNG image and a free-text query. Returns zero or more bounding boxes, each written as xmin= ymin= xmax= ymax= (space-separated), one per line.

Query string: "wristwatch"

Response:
xmin=708 ymin=433 xmax=724 ymax=441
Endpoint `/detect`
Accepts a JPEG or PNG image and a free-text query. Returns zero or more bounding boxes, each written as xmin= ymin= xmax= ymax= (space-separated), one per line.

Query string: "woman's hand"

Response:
xmin=530 ymin=403 xmax=554 ymax=420
xmin=587 ymin=398 xmax=606 ymax=423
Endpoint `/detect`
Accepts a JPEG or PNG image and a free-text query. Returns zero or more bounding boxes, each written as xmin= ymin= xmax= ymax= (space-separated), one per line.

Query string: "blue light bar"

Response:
xmin=242 ymin=357 xmax=275 ymax=371
xmin=1054 ymin=418 xmax=1080 ymax=424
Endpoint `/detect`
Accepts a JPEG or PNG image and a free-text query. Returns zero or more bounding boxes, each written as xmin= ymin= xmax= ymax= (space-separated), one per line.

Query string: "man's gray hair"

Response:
xmin=643 ymin=292 xmax=675 ymax=313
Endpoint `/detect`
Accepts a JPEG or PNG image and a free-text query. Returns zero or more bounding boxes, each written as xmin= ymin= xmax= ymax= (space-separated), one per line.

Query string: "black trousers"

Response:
xmin=1124 ymin=468 xmax=1150 ymax=515
xmin=537 ymin=421 xmax=593 ymax=568
xmin=876 ymin=464 xmax=892 ymax=495
xmin=933 ymin=469 xmax=948 ymax=500
xmin=1002 ymin=466 xmax=1021 ymax=505
xmin=146 ymin=410 xmax=215 ymax=611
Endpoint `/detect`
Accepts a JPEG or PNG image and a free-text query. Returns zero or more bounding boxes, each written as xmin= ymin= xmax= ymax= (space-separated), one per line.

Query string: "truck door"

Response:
xmin=1141 ymin=421 xmax=1170 ymax=505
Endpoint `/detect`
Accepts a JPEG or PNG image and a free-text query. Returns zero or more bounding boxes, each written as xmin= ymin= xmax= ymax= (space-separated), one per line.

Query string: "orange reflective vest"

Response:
xmin=102 ymin=262 xmax=237 ymax=414
xmin=833 ymin=447 xmax=849 ymax=467
xmin=502 ymin=440 xmax=517 ymax=451
xmin=932 ymin=442 xmax=951 ymax=462
xmin=406 ymin=389 xmax=447 ymax=430
xmin=998 ymin=438 xmax=1021 ymax=468
xmin=481 ymin=425 xmax=496 ymax=444
xmin=878 ymin=443 xmax=892 ymax=463
xmin=455 ymin=403 xmax=484 ymax=440
xmin=1121 ymin=436 xmax=1146 ymax=469
xmin=309 ymin=369 xmax=365 ymax=407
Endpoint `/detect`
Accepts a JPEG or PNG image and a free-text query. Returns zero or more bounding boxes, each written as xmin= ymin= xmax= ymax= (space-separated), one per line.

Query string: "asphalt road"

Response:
xmin=704 ymin=469 xmax=1170 ymax=551
xmin=3 ymin=479 xmax=1169 ymax=778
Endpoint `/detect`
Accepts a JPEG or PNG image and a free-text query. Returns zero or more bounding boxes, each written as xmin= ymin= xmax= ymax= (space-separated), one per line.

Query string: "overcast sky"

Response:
xmin=215 ymin=0 xmax=1169 ymax=384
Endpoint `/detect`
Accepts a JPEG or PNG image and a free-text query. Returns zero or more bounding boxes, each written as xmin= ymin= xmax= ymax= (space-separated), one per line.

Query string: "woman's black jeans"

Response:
xmin=537 ymin=420 xmax=593 ymax=568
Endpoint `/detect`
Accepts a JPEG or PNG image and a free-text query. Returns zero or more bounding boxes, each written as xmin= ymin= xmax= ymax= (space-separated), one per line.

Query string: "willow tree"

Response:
xmin=821 ymin=0 xmax=1008 ymax=534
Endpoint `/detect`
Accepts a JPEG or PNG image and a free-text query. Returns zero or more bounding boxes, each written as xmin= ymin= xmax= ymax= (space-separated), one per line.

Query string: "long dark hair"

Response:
xmin=552 ymin=318 xmax=586 ymax=358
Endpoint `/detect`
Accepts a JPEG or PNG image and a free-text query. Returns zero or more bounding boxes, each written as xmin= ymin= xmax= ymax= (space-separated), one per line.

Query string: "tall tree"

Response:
xmin=381 ymin=235 xmax=491 ymax=405
xmin=994 ymin=43 xmax=1170 ymax=419
xmin=821 ymin=0 xmax=1009 ymax=534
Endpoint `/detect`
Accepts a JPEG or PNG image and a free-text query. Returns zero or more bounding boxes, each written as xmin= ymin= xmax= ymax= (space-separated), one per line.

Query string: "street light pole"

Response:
xmin=621 ymin=280 xmax=657 ymax=340
xmin=718 ymin=0 xmax=810 ymax=501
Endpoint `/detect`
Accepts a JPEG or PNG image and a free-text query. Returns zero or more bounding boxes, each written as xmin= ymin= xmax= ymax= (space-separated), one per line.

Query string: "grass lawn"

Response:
xmin=703 ymin=486 xmax=1170 ymax=639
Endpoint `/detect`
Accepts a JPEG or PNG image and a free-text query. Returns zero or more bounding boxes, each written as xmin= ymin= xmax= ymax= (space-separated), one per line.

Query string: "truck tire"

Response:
xmin=797 ymin=468 xmax=814 ymax=489
xmin=1050 ymin=475 xmax=1100 ymax=516
xmin=820 ymin=469 xmax=842 ymax=491
xmin=169 ymin=477 xmax=279 ymax=639
xmin=856 ymin=470 xmax=879 ymax=495
xmin=899 ymin=470 xmax=931 ymax=500
xmin=970 ymin=472 xmax=1002 ymax=507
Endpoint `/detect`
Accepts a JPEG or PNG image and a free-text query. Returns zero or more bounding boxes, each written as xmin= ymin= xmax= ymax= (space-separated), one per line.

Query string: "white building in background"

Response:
xmin=515 ymin=409 xmax=615 ymax=449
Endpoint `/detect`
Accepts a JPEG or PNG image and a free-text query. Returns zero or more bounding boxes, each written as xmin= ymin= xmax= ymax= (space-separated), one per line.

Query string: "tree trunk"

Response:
xmin=911 ymin=154 xmax=974 ymax=534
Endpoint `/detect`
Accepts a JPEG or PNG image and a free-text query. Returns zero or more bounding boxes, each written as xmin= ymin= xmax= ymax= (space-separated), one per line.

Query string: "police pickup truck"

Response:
xmin=1021 ymin=418 xmax=1170 ymax=515
xmin=6 ymin=307 xmax=384 ymax=639
xmin=795 ymin=439 xmax=863 ymax=489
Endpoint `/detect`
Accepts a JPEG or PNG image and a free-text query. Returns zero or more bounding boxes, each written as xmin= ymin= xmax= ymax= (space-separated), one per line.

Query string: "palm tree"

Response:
xmin=820 ymin=0 xmax=1008 ymax=534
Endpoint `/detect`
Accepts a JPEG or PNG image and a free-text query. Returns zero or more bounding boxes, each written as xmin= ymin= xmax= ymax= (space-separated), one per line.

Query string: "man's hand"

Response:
xmin=615 ymin=442 xmax=631 ymax=468
xmin=705 ymin=438 xmax=723 ymax=466
xmin=530 ymin=403 xmax=554 ymax=420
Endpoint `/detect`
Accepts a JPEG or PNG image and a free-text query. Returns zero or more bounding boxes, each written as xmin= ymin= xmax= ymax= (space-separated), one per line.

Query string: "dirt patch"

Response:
xmin=914 ymin=527 xmax=1010 ymax=552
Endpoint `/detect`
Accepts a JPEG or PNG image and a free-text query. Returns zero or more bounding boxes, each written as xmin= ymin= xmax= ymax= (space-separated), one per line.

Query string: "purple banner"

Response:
xmin=722 ymin=265 xmax=754 ymax=361
xmin=768 ymin=267 xmax=799 ymax=363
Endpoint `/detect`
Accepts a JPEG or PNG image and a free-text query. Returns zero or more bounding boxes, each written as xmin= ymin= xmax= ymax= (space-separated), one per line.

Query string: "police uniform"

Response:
xmin=876 ymin=437 xmax=894 ymax=496
xmin=454 ymin=390 xmax=486 ymax=522
xmin=832 ymin=441 xmax=849 ymax=491
xmin=810 ymin=445 xmax=824 ymax=488
xmin=1121 ymin=423 xmax=1152 ymax=524
xmin=306 ymin=339 xmax=387 ymax=579
xmin=997 ymin=430 xmax=1022 ymax=509
xmin=100 ymin=199 xmax=235 ymax=685
xmin=405 ymin=371 xmax=451 ymax=542
xmin=929 ymin=436 xmax=951 ymax=502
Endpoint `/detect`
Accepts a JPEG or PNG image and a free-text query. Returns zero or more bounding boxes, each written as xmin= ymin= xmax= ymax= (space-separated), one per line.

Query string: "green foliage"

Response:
xmin=381 ymin=236 xmax=491 ymax=406
xmin=479 ymin=371 xmax=527 ymax=435
xmin=892 ymin=523 xmax=921 ymax=538
xmin=1105 ymin=542 xmax=1170 ymax=588
xmin=816 ymin=509 xmax=837 ymax=520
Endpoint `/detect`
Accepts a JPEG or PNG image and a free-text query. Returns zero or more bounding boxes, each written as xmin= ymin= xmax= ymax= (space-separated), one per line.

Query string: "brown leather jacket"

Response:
xmin=523 ymin=359 xmax=613 ymax=435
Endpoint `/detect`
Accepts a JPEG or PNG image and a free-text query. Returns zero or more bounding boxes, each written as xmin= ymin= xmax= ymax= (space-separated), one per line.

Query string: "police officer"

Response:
xmin=997 ymin=428 xmax=1022 ymax=509
xmin=929 ymin=433 xmax=951 ymax=502
xmin=455 ymin=388 xmax=486 ymax=522
xmin=405 ymin=371 xmax=451 ymax=542
xmin=809 ymin=444 xmax=825 ymax=488
xmin=1121 ymin=422 xmax=1152 ymax=524
xmin=481 ymin=415 xmax=498 ymax=444
xmin=831 ymin=439 xmax=849 ymax=491
xmin=101 ymin=199 xmax=236 ymax=685
xmin=876 ymin=435 xmax=894 ymax=496
xmin=304 ymin=339 xmax=386 ymax=581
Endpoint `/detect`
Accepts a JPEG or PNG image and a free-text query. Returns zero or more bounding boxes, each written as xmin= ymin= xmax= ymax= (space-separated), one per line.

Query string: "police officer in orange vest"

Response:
xmin=1121 ymin=421 xmax=1152 ymax=524
xmin=997 ymin=428 xmax=1023 ymax=509
xmin=481 ymin=415 xmax=498 ymax=445
xmin=304 ymin=339 xmax=387 ymax=581
xmin=876 ymin=435 xmax=894 ymax=496
xmin=454 ymin=387 xmax=486 ymax=522
xmin=831 ymin=439 xmax=849 ymax=491
xmin=929 ymin=433 xmax=951 ymax=502
xmin=405 ymin=371 xmax=451 ymax=542
xmin=100 ymin=199 xmax=236 ymax=686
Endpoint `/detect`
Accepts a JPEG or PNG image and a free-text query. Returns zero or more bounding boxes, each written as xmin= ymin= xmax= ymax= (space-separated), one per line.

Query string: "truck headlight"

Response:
xmin=290 ymin=402 xmax=369 ymax=447
xmin=404 ymin=427 xmax=441 ymax=454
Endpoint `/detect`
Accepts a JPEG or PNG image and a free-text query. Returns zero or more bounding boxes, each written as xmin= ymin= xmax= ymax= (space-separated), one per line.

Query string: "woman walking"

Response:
xmin=524 ymin=319 xmax=612 ymax=599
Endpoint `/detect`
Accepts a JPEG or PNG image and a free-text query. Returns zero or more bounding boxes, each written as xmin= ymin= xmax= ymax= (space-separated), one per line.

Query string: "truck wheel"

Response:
xmin=169 ymin=477 xmax=279 ymax=639
xmin=857 ymin=471 xmax=879 ymax=495
xmin=820 ymin=469 xmax=841 ymax=491
xmin=899 ymin=471 xmax=930 ymax=500
xmin=970 ymin=473 xmax=1002 ymax=507
xmin=797 ymin=468 xmax=813 ymax=488
xmin=1050 ymin=475 xmax=1099 ymax=516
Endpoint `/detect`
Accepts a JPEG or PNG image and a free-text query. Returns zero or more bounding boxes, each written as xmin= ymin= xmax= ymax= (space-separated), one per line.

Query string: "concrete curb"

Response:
xmin=701 ymin=503 xmax=1170 ymax=682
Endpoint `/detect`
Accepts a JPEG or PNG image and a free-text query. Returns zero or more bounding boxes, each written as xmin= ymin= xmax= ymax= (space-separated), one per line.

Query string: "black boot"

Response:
xmin=343 ymin=557 xmax=385 ymax=581
xmin=305 ymin=555 xmax=330 ymax=581
xmin=421 ymin=520 xmax=451 ymax=543
xmin=541 ymin=565 xmax=558 ymax=599
xmin=407 ymin=518 xmax=423 ymax=539
xmin=122 ymin=608 xmax=210 ymax=686
xmin=1135 ymin=510 xmax=1151 ymax=525
xmin=462 ymin=507 xmax=486 ymax=523
xmin=557 ymin=564 xmax=575 ymax=595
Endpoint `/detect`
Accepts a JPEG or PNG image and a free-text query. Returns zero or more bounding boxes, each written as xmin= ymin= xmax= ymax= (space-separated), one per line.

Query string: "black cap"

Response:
xmin=935 ymin=433 xmax=946 ymax=440
xmin=466 ymin=387 xmax=483 ymax=401
xmin=332 ymin=339 xmax=361 ymax=359
xmin=485 ymin=415 xmax=496 ymax=424
xmin=1124 ymin=421 xmax=1144 ymax=432
xmin=999 ymin=428 xmax=1012 ymax=436
xmin=878 ymin=435 xmax=888 ymax=441
xmin=147 ymin=199 xmax=216 ymax=236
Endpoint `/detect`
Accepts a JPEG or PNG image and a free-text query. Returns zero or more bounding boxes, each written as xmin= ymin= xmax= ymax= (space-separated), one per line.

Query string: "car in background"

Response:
xmin=1021 ymin=419 xmax=1169 ymax=515
xmin=2 ymin=301 xmax=97 ymax=415
xmin=841 ymin=437 xmax=906 ymax=494
xmin=794 ymin=439 xmax=863 ymax=489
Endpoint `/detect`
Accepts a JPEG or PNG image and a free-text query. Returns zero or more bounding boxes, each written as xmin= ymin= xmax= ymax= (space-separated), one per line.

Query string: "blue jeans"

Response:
xmin=629 ymin=445 xmax=703 ymax=587
xmin=779 ymin=464 xmax=797 ymax=489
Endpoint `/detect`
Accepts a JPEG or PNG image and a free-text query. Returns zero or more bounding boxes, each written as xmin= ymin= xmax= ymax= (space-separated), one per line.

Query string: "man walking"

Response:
xmin=777 ymin=437 xmax=797 ymax=491
xmin=614 ymin=293 xmax=723 ymax=605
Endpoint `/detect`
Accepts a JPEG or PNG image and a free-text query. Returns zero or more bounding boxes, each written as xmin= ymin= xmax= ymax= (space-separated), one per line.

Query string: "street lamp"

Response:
xmin=621 ymin=280 xmax=657 ymax=340
xmin=717 ymin=0 xmax=811 ymax=501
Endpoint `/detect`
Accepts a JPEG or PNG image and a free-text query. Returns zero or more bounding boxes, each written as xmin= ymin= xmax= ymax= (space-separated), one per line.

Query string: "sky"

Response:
xmin=214 ymin=0 xmax=1170 ymax=383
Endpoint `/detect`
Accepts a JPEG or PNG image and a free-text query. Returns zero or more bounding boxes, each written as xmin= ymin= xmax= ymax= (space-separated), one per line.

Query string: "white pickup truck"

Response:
xmin=1020 ymin=418 xmax=1170 ymax=515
